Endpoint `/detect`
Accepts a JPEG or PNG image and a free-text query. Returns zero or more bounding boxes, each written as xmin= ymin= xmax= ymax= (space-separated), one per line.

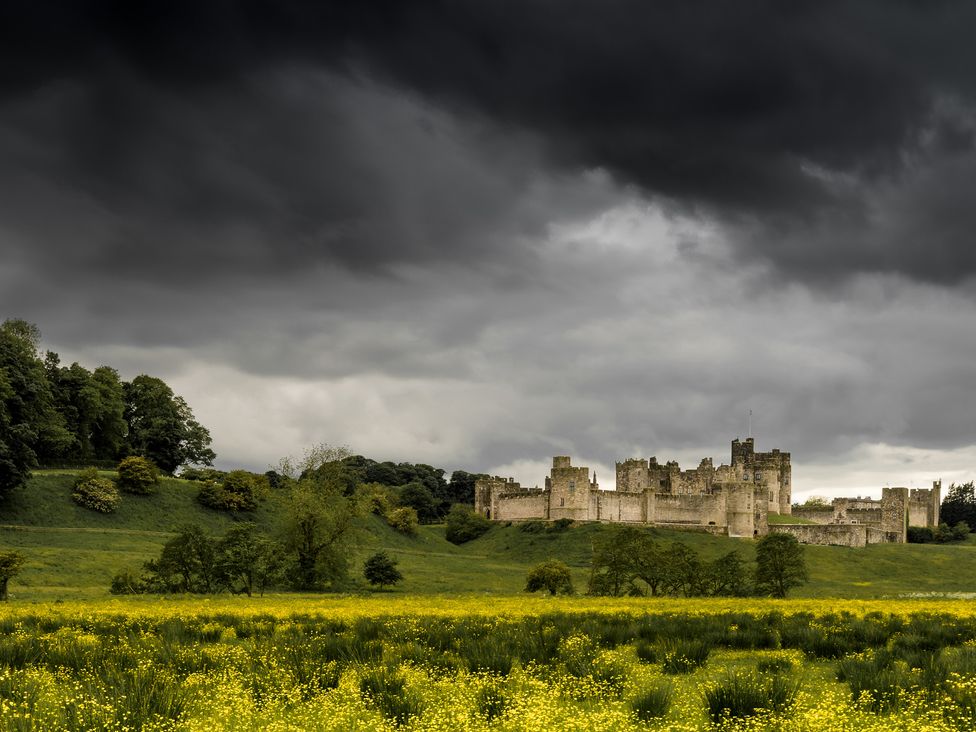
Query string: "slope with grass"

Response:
xmin=3 ymin=470 xmax=976 ymax=600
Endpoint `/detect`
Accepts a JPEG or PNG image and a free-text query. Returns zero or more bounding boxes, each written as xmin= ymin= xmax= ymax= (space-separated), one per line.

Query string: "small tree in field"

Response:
xmin=0 ymin=551 xmax=25 ymax=601
xmin=116 ymin=456 xmax=160 ymax=494
xmin=525 ymin=559 xmax=574 ymax=595
xmin=754 ymin=533 xmax=808 ymax=598
xmin=363 ymin=551 xmax=403 ymax=589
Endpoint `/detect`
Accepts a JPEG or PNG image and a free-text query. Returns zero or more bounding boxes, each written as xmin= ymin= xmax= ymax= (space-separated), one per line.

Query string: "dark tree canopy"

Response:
xmin=754 ymin=533 xmax=809 ymax=598
xmin=363 ymin=551 xmax=403 ymax=589
xmin=941 ymin=482 xmax=976 ymax=531
xmin=0 ymin=320 xmax=71 ymax=495
xmin=124 ymin=374 xmax=215 ymax=474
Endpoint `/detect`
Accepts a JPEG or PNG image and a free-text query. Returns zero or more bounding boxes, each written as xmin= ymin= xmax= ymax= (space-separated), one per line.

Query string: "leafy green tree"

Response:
xmin=706 ymin=551 xmax=750 ymax=597
xmin=116 ymin=455 xmax=160 ymax=494
xmin=941 ymin=482 xmax=976 ymax=530
xmin=0 ymin=320 xmax=72 ymax=494
xmin=363 ymin=551 xmax=403 ymax=589
xmin=446 ymin=470 xmax=485 ymax=507
xmin=144 ymin=524 xmax=219 ymax=593
xmin=525 ymin=559 xmax=574 ymax=595
xmin=0 ymin=550 xmax=25 ymax=601
xmin=399 ymin=482 xmax=439 ymax=523
xmin=588 ymin=526 xmax=645 ymax=596
xmin=279 ymin=445 xmax=365 ymax=590
xmin=754 ymin=533 xmax=808 ymax=598
xmin=662 ymin=542 xmax=706 ymax=597
xmin=444 ymin=504 xmax=491 ymax=544
xmin=217 ymin=523 xmax=283 ymax=596
xmin=43 ymin=355 xmax=125 ymax=463
xmin=123 ymin=375 xmax=215 ymax=474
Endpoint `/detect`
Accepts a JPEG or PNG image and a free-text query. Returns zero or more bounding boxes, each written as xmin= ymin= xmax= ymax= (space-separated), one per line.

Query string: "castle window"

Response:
xmin=659 ymin=479 xmax=666 ymax=487
xmin=754 ymin=471 xmax=762 ymax=482
xmin=569 ymin=480 xmax=576 ymax=493
xmin=560 ymin=498 xmax=565 ymax=507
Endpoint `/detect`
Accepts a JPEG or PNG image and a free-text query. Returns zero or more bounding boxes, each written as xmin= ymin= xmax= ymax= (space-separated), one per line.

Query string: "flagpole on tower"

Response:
xmin=748 ymin=409 xmax=752 ymax=439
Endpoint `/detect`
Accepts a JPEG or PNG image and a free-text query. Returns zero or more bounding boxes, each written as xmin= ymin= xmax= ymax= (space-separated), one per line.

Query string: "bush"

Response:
xmin=524 ymin=559 xmax=574 ymax=595
xmin=109 ymin=569 xmax=145 ymax=595
xmin=704 ymin=671 xmax=799 ymax=722
xmin=386 ymin=507 xmax=419 ymax=535
xmin=72 ymin=469 xmax=121 ymax=513
xmin=907 ymin=526 xmax=935 ymax=543
xmin=445 ymin=504 xmax=491 ymax=544
xmin=197 ymin=470 xmax=260 ymax=511
xmin=631 ymin=682 xmax=673 ymax=721
xmin=116 ymin=456 xmax=160 ymax=494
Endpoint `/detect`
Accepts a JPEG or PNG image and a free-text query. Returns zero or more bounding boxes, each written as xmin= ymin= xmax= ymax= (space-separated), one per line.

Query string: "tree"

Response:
xmin=525 ymin=559 xmax=574 ymax=595
xmin=661 ymin=542 xmax=706 ymax=597
xmin=754 ymin=533 xmax=808 ymax=598
xmin=123 ymin=375 xmax=215 ymax=474
xmin=386 ymin=506 xmax=419 ymax=535
xmin=446 ymin=470 xmax=485 ymax=507
xmin=217 ymin=523 xmax=283 ymax=596
xmin=399 ymin=482 xmax=439 ymax=523
xmin=706 ymin=551 xmax=750 ymax=597
xmin=941 ymin=482 xmax=976 ymax=530
xmin=0 ymin=320 xmax=72 ymax=495
xmin=279 ymin=445 xmax=365 ymax=590
xmin=363 ymin=551 xmax=403 ymax=589
xmin=144 ymin=524 xmax=219 ymax=593
xmin=444 ymin=504 xmax=491 ymax=544
xmin=588 ymin=525 xmax=649 ymax=596
xmin=0 ymin=550 xmax=25 ymax=601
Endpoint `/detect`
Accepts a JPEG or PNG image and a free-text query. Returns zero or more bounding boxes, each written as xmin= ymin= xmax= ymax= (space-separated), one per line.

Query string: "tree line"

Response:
xmin=0 ymin=319 xmax=215 ymax=497
xmin=525 ymin=525 xmax=809 ymax=598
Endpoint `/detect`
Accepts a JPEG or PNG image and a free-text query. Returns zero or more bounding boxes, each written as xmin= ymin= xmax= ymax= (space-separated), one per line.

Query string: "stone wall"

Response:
xmin=654 ymin=492 xmax=727 ymax=526
xmin=590 ymin=490 xmax=645 ymax=522
xmin=474 ymin=476 xmax=521 ymax=519
xmin=769 ymin=523 xmax=874 ymax=548
xmin=494 ymin=490 xmax=550 ymax=521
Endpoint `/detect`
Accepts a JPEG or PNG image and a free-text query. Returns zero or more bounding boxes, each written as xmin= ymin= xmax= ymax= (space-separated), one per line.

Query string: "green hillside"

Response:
xmin=2 ymin=470 xmax=976 ymax=601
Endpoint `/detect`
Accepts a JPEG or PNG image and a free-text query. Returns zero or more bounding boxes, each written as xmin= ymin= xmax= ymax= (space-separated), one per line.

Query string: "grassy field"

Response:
xmin=2 ymin=596 xmax=976 ymax=730
xmin=2 ymin=470 xmax=976 ymax=601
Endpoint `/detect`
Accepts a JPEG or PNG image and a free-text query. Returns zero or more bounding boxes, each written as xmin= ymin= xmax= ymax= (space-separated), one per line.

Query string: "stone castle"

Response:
xmin=474 ymin=438 xmax=941 ymax=547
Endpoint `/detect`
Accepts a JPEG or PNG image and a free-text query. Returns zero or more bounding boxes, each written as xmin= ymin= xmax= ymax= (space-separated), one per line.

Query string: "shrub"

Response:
xmin=72 ymin=469 xmax=121 ymax=513
xmin=631 ymin=682 xmax=673 ymax=721
xmin=524 ymin=559 xmax=574 ymax=595
xmin=116 ymin=456 xmax=160 ymax=494
xmin=757 ymin=656 xmax=795 ymax=674
xmin=196 ymin=470 xmax=259 ymax=511
xmin=704 ymin=671 xmax=799 ymax=722
xmin=908 ymin=526 xmax=935 ymax=543
xmin=445 ymin=504 xmax=491 ymax=544
xmin=109 ymin=569 xmax=145 ymax=595
xmin=386 ymin=507 xmax=419 ymax=535
xmin=660 ymin=638 xmax=711 ymax=674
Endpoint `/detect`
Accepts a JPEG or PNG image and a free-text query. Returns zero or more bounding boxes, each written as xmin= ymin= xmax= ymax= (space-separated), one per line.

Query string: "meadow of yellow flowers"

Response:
xmin=2 ymin=595 xmax=976 ymax=730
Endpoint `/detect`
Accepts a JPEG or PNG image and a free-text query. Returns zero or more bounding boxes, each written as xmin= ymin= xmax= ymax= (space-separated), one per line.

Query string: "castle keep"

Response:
xmin=474 ymin=438 xmax=941 ymax=546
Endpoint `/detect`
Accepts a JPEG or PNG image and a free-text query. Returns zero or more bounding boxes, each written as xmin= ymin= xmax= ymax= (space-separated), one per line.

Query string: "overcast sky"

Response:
xmin=3 ymin=1 xmax=976 ymax=499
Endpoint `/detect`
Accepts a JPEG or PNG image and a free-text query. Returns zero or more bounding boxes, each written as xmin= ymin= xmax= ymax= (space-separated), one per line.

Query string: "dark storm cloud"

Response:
xmin=5 ymin=1 xmax=976 ymax=283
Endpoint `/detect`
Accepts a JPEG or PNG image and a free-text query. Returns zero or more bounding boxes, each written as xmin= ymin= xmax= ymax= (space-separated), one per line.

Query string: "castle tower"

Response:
xmin=548 ymin=456 xmax=594 ymax=521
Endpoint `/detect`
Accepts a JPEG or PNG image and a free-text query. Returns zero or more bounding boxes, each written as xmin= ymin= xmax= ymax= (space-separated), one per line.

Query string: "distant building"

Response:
xmin=474 ymin=438 xmax=941 ymax=547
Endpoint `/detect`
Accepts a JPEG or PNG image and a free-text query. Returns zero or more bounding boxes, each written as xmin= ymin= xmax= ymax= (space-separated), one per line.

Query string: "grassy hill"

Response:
xmin=3 ymin=469 xmax=976 ymax=601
